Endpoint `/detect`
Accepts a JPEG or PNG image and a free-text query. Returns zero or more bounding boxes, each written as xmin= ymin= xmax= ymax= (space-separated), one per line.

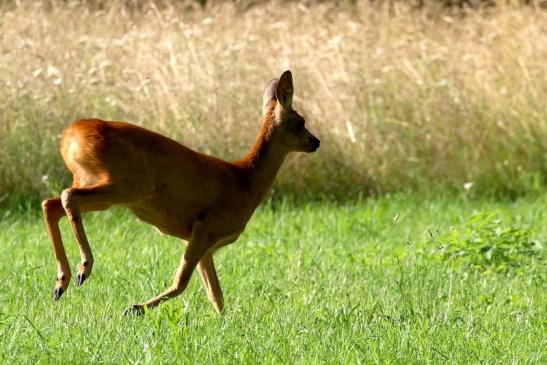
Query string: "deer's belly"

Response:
xmin=128 ymin=205 xmax=192 ymax=240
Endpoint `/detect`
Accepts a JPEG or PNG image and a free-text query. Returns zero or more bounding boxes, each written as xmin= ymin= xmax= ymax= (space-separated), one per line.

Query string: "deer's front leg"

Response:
xmin=198 ymin=252 xmax=224 ymax=314
xmin=124 ymin=237 xmax=209 ymax=315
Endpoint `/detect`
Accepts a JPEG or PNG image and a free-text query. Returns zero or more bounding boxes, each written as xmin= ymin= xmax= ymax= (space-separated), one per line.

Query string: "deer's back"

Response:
xmin=60 ymin=119 xmax=249 ymax=211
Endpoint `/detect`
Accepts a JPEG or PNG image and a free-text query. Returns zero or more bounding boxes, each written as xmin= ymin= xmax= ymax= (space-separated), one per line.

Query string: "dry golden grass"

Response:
xmin=0 ymin=1 xmax=546 ymax=204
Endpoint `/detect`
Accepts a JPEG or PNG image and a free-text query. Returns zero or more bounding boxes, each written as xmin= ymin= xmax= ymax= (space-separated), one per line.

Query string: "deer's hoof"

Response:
xmin=123 ymin=304 xmax=145 ymax=316
xmin=53 ymin=287 xmax=64 ymax=301
xmin=76 ymin=273 xmax=86 ymax=287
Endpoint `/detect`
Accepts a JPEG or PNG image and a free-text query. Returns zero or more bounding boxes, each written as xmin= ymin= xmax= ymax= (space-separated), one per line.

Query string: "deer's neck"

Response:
xmin=236 ymin=113 xmax=287 ymax=205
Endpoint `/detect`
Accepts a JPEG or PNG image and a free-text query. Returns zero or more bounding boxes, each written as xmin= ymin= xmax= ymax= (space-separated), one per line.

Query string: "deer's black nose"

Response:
xmin=309 ymin=136 xmax=320 ymax=152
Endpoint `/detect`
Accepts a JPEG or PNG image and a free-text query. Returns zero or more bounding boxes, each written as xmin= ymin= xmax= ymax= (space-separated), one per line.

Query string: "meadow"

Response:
xmin=0 ymin=1 xmax=546 ymax=363
xmin=0 ymin=0 xmax=546 ymax=204
xmin=1 ymin=194 xmax=545 ymax=363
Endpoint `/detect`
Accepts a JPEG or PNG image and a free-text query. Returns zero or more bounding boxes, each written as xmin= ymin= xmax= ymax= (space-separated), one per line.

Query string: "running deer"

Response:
xmin=41 ymin=71 xmax=320 ymax=315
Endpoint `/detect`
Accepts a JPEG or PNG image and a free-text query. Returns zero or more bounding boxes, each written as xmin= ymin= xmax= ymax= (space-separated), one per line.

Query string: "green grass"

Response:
xmin=0 ymin=193 xmax=545 ymax=363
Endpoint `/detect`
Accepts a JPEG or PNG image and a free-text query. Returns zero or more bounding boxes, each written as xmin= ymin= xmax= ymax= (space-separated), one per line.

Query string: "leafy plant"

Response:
xmin=429 ymin=211 xmax=544 ymax=273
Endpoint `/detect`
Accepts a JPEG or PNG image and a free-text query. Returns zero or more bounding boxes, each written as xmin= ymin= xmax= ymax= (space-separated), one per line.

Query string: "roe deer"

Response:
xmin=41 ymin=70 xmax=320 ymax=315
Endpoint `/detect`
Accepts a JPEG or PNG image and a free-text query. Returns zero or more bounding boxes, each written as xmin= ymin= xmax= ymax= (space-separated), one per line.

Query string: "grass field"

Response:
xmin=1 ymin=1 xmax=546 ymax=363
xmin=1 ymin=193 xmax=545 ymax=363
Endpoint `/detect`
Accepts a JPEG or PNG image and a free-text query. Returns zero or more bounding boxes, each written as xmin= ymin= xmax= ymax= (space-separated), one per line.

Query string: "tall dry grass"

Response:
xmin=0 ymin=1 xmax=546 ymax=205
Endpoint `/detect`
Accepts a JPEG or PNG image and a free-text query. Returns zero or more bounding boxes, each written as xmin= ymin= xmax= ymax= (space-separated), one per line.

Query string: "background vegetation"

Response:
xmin=1 ymin=0 xmax=546 ymax=207
xmin=0 ymin=2 xmax=545 ymax=363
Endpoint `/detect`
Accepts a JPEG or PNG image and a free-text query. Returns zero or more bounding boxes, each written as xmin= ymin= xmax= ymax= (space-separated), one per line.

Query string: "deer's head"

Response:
xmin=262 ymin=71 xmax=320 ymax=153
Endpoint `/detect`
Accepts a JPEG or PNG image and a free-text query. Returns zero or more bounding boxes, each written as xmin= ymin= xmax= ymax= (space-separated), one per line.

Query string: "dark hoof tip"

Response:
xmin=53 ymin=287 xmax=63 ymax=301
xmin=124 ymin=305 xmax=145 ymax=316
xmin=76 ymin=273 xmax=86 ymax=287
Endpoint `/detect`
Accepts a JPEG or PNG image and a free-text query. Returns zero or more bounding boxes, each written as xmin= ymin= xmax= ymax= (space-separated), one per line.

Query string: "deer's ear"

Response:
xmin=263 ymin=78 xmax=278 ymax=115
xmin=276 ymin=70 xmax=293 ymax=111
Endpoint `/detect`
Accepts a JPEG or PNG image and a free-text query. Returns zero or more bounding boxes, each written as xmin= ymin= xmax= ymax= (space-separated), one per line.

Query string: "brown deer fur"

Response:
xmin=41 ymin=71 xmax=319 ymax=315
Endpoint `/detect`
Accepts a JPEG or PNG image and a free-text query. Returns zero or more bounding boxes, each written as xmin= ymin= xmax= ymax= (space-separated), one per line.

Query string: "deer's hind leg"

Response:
xmin=42 ymin=197 xmax=70 ymax=300
xmin=60 ymin=183 xmax=127 ymax=288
